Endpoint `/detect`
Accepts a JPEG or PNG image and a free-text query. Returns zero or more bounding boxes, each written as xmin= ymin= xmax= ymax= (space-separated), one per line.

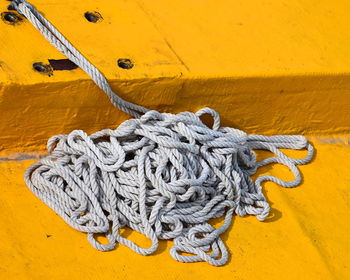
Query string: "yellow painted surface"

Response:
xmin=0 ymin=0 xmax=350 ymax=279
xmin=0 ymin=138 xmax=349 ymax=279
xmin=1 ymin=0 xmax=350 ymax=152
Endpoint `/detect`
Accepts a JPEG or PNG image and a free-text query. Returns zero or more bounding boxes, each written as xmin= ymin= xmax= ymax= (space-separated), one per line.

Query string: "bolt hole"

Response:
xmin=33 ymin=63 xmax=46 ymax=72
xmin=84 ymin=11 xmax=102 ymax=23
xmin=4 ymin=13 xmax=17 ymax=22
xmin=117 ymin=59 xmax=134 ymax=70
xmin=7 ymin=4 xmax=16 ymax=11
xmin=1 ymin=12 xmax=21 ymax=24
xmin=33 ymin=62 xmax=53 ymax=76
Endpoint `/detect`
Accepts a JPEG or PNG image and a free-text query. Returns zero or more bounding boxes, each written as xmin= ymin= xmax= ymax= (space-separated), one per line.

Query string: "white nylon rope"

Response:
xmin=12 ymin=0 xmax=314 ymax=266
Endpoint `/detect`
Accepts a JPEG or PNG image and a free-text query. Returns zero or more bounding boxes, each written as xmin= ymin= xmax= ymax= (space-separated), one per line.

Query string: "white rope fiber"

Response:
xmin=12 ymin=0 xmax=314 ymax=266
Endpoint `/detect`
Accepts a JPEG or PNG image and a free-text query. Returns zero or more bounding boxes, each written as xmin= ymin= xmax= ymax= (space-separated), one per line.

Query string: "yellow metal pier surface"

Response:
xmin=0 ymin=0 xmax=349 ymax=279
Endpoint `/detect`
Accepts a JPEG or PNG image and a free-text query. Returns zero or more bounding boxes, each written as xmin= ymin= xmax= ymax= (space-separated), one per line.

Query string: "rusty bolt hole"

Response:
xmin=84 ymin=11 xmax=102 ymax=23
xmin=117 ymin=59 xmax=134 ymax=70
xmin=1 ymin=12 xmax=22 ymax=25
xmin=33 ymin=62 xmax=53 ymax=76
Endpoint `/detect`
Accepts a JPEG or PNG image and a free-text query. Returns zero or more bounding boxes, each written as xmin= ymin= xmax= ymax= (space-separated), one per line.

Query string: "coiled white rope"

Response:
xmin=12 ymin=0 xmax=314 ymax=266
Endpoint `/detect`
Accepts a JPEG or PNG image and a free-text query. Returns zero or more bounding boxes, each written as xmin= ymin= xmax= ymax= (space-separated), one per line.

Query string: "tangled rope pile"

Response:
xmin=13 ymin=0 xmax=314 ymax=266
xmin=25 ymin=108 xmax=313 ymax=266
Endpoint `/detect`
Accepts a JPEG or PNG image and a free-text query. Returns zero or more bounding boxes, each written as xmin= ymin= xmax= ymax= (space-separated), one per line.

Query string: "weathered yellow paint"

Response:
xmin=0 ymin=138 xmax=349 ymax=279
xmin=0 ymin=0 xmax=350 ymax=279
xmin=1 ymin=0 xmax=350 ymax=152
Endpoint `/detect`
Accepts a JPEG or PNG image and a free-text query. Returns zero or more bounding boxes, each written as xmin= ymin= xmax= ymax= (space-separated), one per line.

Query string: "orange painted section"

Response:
xmin=1 ymin=0 xmax=350 ymax=152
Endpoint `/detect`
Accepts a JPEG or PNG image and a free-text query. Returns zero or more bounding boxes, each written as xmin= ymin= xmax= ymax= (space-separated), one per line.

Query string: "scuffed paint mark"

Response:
xmin=163 ymin=38 xmax=190 ymax=72
xmin=0 ymin=153 xmax=45 ymax=162
xmin=136 ymin=1 xmax=190 ymax=72
xmin=314 ymin=136 xmax=350 ymax=146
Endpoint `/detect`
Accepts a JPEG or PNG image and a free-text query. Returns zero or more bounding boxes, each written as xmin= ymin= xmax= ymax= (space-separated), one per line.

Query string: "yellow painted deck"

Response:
xmin=1 ymin=139 xmax=349 ymax=279
xmin=0 ymin=0 xmax=349 ymax=279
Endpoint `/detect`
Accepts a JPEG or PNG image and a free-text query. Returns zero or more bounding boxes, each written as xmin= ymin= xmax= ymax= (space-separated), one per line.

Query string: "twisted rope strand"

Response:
xmin=13 ymin=0 xmax=314 ymax=266
xmin=11 ymin=0 xmax=148 ymax=118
